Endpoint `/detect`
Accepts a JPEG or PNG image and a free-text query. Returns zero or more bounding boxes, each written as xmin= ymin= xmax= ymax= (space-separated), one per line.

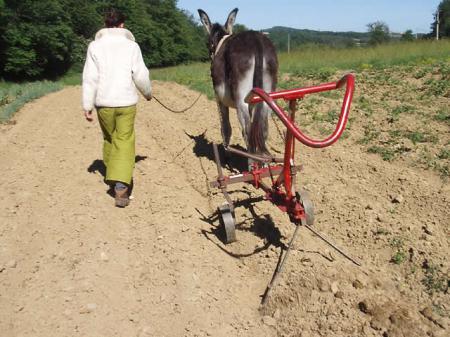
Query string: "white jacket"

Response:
xmin=82 ymin=28 xmax=152 ymax=111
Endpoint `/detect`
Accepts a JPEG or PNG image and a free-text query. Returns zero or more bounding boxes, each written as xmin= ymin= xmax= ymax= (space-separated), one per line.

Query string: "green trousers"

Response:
xmin=97 ymin=105 xmax=136 ymax=185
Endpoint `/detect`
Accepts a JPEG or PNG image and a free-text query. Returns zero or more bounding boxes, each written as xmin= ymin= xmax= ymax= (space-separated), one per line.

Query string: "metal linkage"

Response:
xmin=247 ymin=74 xmax=355 ymax=148
xmin=262 ymin=223 xmax=302 ymax=305
xmin=209 ymin=74 xmax=358 ymax=305
xmin=304 ymin=224 xmax=361 ymax=266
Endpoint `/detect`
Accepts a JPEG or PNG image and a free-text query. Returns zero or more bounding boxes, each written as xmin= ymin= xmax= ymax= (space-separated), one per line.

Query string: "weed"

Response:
xmin=390 ymin=237 xmax=404 ymax=249
xmin=390 ymin=237 xmax=407 ymax=265
xmin=392 ymin=251 xmax=407 ymax=265
xmin=424 ymin=78 xmax=450 ymax=96
xmin=438 ymin=164 xmax=450 ymax=178
xmin=309 ymin=67 xmax=338 ymax=81
xmin=358 ymin=127 xmax=380 ymax=145
xmin=316 ymin=125 xmax=333 ymax=136
xmin=421 ymin=263 xmax=448 ymax=295
xmin=401 ymin=131 xmax=438 ymax=145
xmin=407 ymin=131 xmax=425 ymax=144
xmin=318 ymin=90 xmax=340 ymax=99
xmin=368 ymin=146 xmax=395 ymax=161
xmin=434 ymin=107 xmax=450 ymax=124
xmin=388 ymin=130 xmax=402 ymax=138
xmin=325 ymin=109 xmax=338 ymax=123
xmin=356 ymin=95 xmax=374 ymax=116
xmin=438 ymin=62 xmax=450 ymax=79
xmin=309 ymin=97 xmax=324 ymax=105
xmin=418 ymin=148 xmax=437 ymax=170
xmin=389 ymin=104 xmax=416 ymax=122
xmin=414 ymin=68 xmax=428 ymax=79
xmin=438 ymin=148 xmax=450 ymax=160
xmin=432 ymin=304 xmax=447 ymax=317
xmin=388 ymin=208 xmax=396 ymax=214
xmin=358 ymin=63 xmax=374 ymax=71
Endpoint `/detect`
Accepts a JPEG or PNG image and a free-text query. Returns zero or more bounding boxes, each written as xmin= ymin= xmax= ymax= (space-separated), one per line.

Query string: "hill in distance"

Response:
xmin=263 ymin=26 xmax=380 ymax=50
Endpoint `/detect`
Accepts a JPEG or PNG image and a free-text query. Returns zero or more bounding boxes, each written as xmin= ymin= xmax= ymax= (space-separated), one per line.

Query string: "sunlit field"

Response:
xmin=279 ymin=40 xmax=450 ymax=74
xmin=152 ymin=40 xmax=450 ymax=95
xmin=151 ymin=40 xmax=450 ymax=178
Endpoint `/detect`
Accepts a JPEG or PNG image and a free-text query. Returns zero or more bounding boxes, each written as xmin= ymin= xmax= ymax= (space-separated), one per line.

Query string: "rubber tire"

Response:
xmin=218 ymin=204 xmax=236 ymax=243
xmin=297 ymin=189 xmax=314 ymax=226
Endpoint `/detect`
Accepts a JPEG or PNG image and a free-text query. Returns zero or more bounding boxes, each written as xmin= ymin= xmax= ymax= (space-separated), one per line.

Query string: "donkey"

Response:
xmin=198 ymin=8 xmax=278 ymax=156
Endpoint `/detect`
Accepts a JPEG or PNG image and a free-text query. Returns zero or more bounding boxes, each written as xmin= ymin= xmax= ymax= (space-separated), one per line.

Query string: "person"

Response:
xmin=82 ymin=8 xmax=152 ymax=208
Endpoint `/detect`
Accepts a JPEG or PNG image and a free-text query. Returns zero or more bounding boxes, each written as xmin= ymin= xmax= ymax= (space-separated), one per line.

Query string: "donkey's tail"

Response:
xmin=249 ymin=39 xmax=270 ymax=155
xmin=249 ymin=102 xmax=270 ymax=154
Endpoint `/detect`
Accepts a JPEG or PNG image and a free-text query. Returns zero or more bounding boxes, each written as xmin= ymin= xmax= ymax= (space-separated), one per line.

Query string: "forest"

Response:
xmin=0 ymin=0 xmax=448 ymax=81
xmin=0 ymin=0 xmax=208 ymax=79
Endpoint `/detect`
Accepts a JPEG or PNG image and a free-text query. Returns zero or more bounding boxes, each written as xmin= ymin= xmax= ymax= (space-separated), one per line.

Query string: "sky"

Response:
xmin=177 ymin=0 xmax=441 ymax=34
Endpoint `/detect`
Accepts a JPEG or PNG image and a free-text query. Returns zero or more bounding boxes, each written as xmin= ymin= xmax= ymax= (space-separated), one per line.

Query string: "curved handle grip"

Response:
xmin=249 ymin=74 xmax=355 ymax=148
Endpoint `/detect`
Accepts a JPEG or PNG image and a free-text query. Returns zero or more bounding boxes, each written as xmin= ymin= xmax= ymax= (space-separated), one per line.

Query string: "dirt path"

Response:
xmin=0 ymin=82 xmax=448 ymax=337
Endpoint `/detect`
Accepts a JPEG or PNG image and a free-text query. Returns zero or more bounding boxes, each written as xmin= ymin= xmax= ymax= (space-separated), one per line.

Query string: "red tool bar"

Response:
xmin=246 ymin=74 xmax=353 ymax=104
xmin=249 ymin=74 xmax=355 ymax=148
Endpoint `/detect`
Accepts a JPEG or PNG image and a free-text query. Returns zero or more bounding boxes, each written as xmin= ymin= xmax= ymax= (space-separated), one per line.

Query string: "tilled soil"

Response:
xmin=0 ymin=82 xmax=448 ymax=337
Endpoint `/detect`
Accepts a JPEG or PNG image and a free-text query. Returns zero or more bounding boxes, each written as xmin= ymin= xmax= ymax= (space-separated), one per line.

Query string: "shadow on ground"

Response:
xmin=87 ymin=155 xmax=148 ymax=197
xmin=197 ymin=190 xmax=287 ymax=259
xmin=185 ymin=131 xmax=248 ymax=173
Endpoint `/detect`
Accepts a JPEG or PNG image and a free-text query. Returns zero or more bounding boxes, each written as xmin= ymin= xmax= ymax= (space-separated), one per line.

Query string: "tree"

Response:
xmin=401 ymin=29 xmax=415 ymax=42
xmin=0 ymin=0 xmax=75 ymax=79
xmin=367 ymin=21 xmax=390 ymax=45
xmin=233 ymin=24 xmax=248 ymax=34
xmin=60 ymin=0 xmax=102 ymax=39
xmin=142 ymin=0 xmax=206 ymax=66
xmin=0 ymin=0 xmax=209 ymax=80
xmin=431 ymin=0 xmax=450 ymax=38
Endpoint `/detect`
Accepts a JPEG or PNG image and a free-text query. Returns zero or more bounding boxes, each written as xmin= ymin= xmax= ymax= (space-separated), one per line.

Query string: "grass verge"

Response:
xmin=0 ymin=72 xmax=81 ymax=122
xmin=0 ymin=81 xmax=63 ymax=122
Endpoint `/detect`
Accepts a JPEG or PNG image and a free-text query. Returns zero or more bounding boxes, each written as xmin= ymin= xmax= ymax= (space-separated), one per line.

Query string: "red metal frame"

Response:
xmin=247 ymin=74 xmax=355 ymax=148
xmin=217 ymin=74 xmax=355 ymax=224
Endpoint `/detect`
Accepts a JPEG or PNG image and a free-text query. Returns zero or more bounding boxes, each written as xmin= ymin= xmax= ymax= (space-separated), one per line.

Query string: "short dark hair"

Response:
xmin=104 ymin=9 xmax=126 ymax=28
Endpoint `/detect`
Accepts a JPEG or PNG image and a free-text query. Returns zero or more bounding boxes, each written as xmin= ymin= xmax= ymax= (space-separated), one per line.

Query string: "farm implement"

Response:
xmin=209 ymin=73 xmax=360 ymax=303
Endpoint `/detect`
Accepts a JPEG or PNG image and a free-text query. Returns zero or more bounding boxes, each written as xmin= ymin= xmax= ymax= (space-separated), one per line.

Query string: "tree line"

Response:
xmin=0 ymin=0 xmax=448 ymax=80
xmin=0 ymin=0 xmax=208 ymax=80
xmin=432 ymin=0 xmax=450 ymax=38
xmin=366 ymin=0 xmax=450 ymax=45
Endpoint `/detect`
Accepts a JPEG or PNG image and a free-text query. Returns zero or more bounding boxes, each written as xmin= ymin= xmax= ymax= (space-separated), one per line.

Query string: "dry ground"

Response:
xmin=0 ymin=81 xmax=448 ymax=337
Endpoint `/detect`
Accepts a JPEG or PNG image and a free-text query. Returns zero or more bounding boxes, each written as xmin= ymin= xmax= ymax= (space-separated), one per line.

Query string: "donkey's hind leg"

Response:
xmin=259 ymin=103 xmax=271 ymax=155
xmin=236 ymin=101 xmax=256 ymax=170
xmin=236 ymin=101 xmax=251 ymax=150
xmin=217 ymin=102 xmax=232 ymax=147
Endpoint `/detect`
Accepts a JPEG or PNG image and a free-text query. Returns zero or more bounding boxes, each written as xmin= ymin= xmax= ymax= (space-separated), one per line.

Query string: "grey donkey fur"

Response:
xmin=198 ymin=8 xmax=278 ymax=155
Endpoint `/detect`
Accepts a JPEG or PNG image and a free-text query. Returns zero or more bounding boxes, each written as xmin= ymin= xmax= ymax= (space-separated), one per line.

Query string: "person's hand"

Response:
xmin=84 ymin=110 xmax=94 ymax=122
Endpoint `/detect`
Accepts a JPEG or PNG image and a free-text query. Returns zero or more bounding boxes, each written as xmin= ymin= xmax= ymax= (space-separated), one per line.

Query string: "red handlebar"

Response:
xmin=247 ymin=74 xmax=355 ymax=148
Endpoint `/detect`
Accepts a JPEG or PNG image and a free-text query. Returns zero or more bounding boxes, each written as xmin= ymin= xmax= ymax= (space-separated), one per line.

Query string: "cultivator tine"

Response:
xmin=213 ymin=143 xmax=234 ymax=210
xmin=261 ymin=223 xmax=301 ymax=305
xmin=304 ymin=224 xmax=361 ymax=266
xmin=210 ymin=75 xmax=357 ymax=304
xmin=261 ymin=221 xmax=361 ymax=305
xmin=225 ymin=146 xmax=283 ymax=163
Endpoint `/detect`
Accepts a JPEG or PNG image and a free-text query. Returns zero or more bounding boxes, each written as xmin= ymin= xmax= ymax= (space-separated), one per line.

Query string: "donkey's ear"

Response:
xmin=225 ymin=8 xmax=238 ymax=34
xmin=198 ymin=9 xmax=212 ymax=34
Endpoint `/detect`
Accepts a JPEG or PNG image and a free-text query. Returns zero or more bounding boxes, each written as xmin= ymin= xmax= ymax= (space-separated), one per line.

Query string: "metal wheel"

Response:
xmin=218 ymin=203 xmax=236 ymax=243
xmin=297 ymin=189 xmax=314 ymax=226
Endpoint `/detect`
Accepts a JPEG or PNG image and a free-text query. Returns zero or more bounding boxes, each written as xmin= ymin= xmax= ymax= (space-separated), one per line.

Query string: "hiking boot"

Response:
xmin=115 ymin=187 xmax=130 ymax=208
